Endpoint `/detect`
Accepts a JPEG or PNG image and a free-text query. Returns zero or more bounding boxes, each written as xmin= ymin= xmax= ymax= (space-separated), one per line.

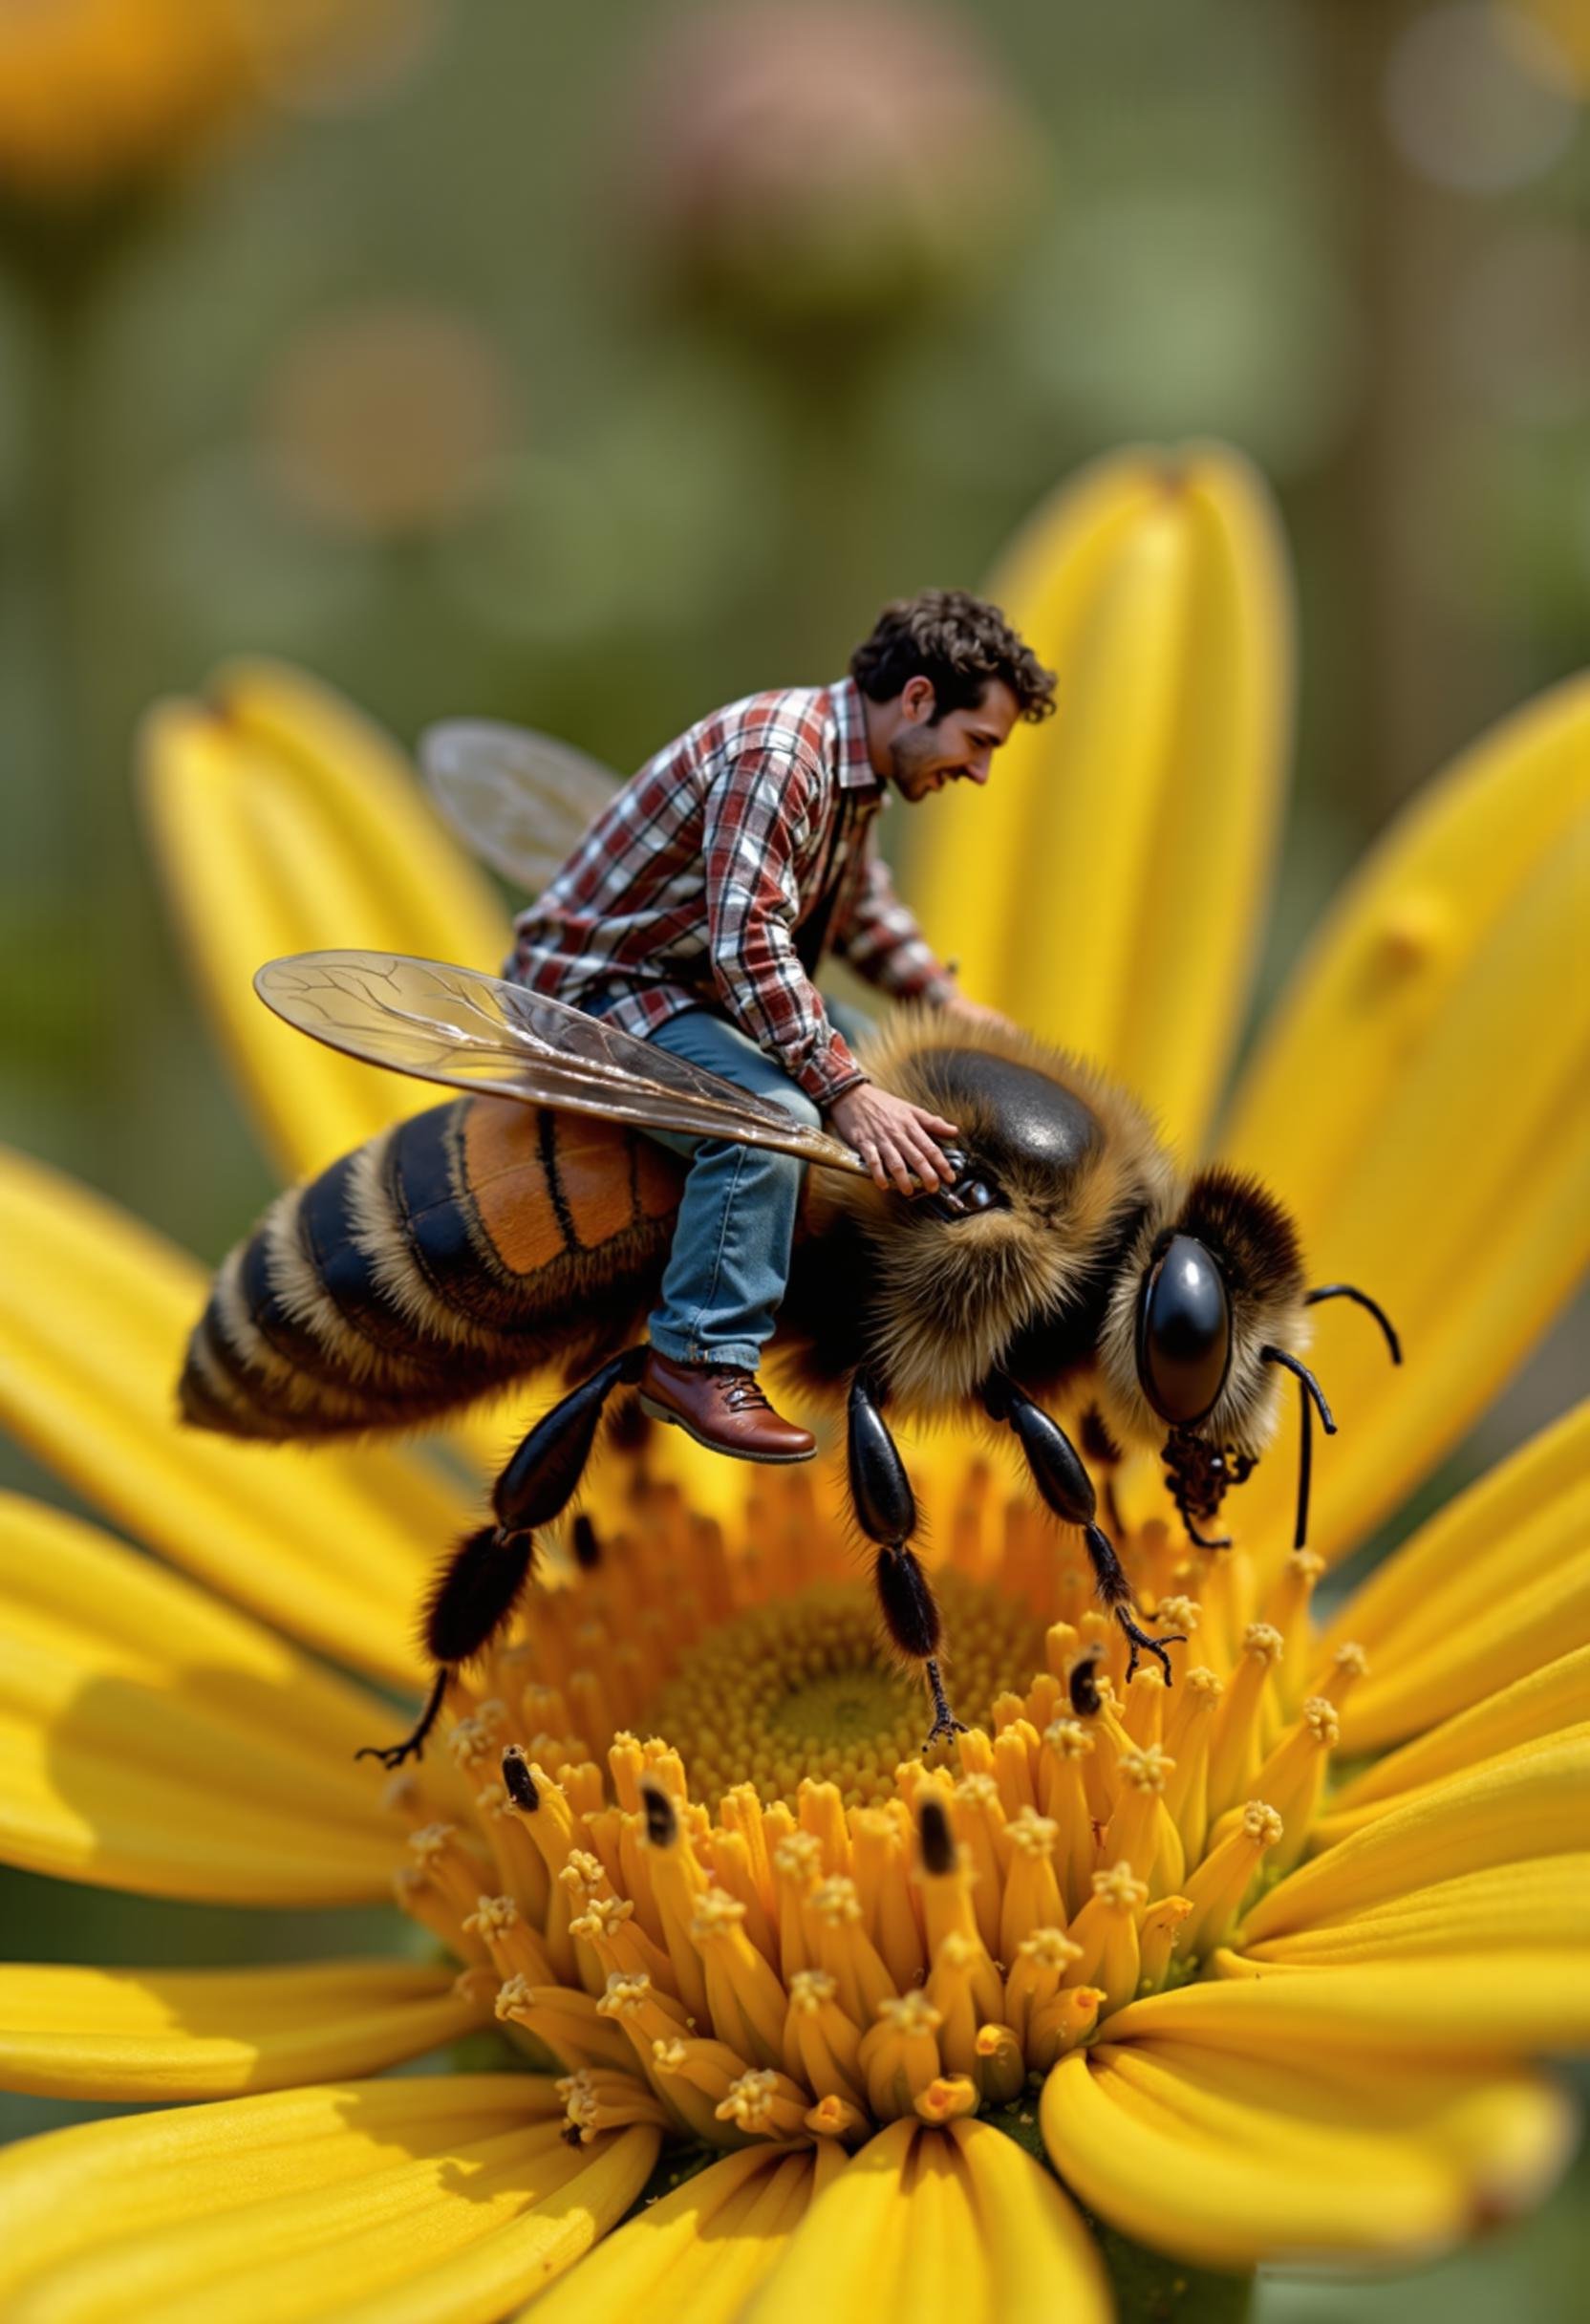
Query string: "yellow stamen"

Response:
xmin=690 ymin=1886 xmax=788 ymax=2069
xmin=1101 ymin=1743 xmax=1184 ymax=1892
xmin=405 ymin=1821 xmax=490 ymax=1928
xmin=1065 ymin=1862 xmax=1149 ymax=2012
xmin=806 ymin=2092 xmax=870 ymax=2142
xmin=392 ymin=1863 xmax=480 ymax=1966
xmin=1038 ymin=1719 xmax=1099 ymax=1914
xmin=472 ymin=1776 xmax=553 ymax=1921
xmin=859 ymin=1990 xmax=945 ymax=2121
xmin=1123 ymin=1667 xmax=1168 ymax=1747
xmin=496 ymin=1976 xmax=634 ymax=2075
xmin=1205 ymin=1624 xmax=1285 ymax=1819
xmin=364 ymin=1442 xmax=1481 ymax=2181
xmin=639 ymin=1781 xmax=714 ymax=2028
xmin=999 ymin=1805 xmax=1066 ymax=1960
xmin=913 ymin=2074 xmax=981 ymax=2123
xmin=852 ymin=1807 xmax=930 ymax=1988
xmin=1177 ymin=1800 xmax=1284 ymax=1958
xmin=1027 ymin=1982 xmax=1106 ymax=2068
xmin=782 ymin=1967 xmax=867 ymax=2113
xmin=1161 ymin=1666 xmax=1225 ymax=1861
xmin=1259 ymin=1551 xmax=1325 ymax=1720
xmin=805 ymin=1875 xmax=898 ymax=2028
xmin=556 ymin=2066 xmax=673 ymax=2143
xmin=1005 ymin=1926 xmax=1084 ymax=2058
xmin=1317 ymin=1639 xmax=1371 ymax=1710
xmin=715 ymin=2066 xmax=810 ymax=2140
xmin=1137 ymin=1895 xmax=1195 ymax=1992
xmin=462 ymin=1890 xmax=556 ymax=1988
xmin=973 ymin=2021 xmax=1027 ymax=2107
xmin=772 ymin=1829 xmax=824 ymax=1982
xmin=1238 ymin=1697 xmax=1341 ymax=1875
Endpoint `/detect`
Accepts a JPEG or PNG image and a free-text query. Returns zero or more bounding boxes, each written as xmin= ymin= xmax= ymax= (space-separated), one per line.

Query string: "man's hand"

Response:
xmin=828 ymin=1084 xmax=959 ymax=1196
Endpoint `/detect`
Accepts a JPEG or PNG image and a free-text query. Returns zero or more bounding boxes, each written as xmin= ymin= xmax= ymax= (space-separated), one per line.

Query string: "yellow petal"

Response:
xmin=0 ymin=2075 xmax=657 ymax=2324
xmin=1234 ymin=1854 xmax=1590 ymax=1966
xmin=1239 ymin=1731 xmax=1590 ymax=1945
xmin=1107 ymin=1954 xmax=1590 ymax=2055
xmin=0 ymin=1144 xmax=465 ymax=1684
xmin=140 ymin=660 xmax=509 ymax=1185
xmin=739 ymin=2122 xmax=963 ymax=2324
xmin=0 ymin=1960 xmax=480 ymax=2099
xmin=1324 ymin=1648 xmax=1590 ymax=1824
xmin=907 ymin=442 xmax=1291 ymax=1153
xmin=1042 ymin=2039 xmax=1571 ymax=2270
xmin=944 ymin=2118 xmax=1112 ymax=2324
xmin=1327 ymin=1542 xmax=1590 ymax=1757
xmin=1221 ymin=675 xmax=1590 ymax=1563
xmin=522 ymin=2143 xmax=836 ymax=2324
xmin=1318 ymin=1402 xmax=1590 ymax=1750
xmin=0 ymin=1494 xmax=400 ymax=1903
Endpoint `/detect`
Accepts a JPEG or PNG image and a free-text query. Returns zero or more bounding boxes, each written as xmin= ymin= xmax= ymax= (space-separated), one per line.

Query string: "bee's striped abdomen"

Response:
xmin=180 ymin=1096 xmax=681 ymax=1441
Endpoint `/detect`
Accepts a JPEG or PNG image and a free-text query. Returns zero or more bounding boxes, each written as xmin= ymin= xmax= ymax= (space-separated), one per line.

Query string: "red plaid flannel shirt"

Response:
xmin=506 ymin=677 xmax=954 ymax=1106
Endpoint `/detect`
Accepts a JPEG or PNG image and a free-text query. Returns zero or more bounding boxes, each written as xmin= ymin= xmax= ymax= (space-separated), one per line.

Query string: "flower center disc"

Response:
xmin=645 ymin=1570 xmax=1045 ymax=1811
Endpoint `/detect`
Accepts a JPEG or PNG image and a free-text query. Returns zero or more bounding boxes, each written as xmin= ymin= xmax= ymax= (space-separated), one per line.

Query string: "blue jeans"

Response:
xmin=639 ymin=1001 xmax=874 ymax=1369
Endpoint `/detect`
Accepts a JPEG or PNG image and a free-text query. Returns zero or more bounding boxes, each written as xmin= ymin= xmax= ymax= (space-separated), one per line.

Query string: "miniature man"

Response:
xmin=507 ymin=589 xmax=1057 ymax=1461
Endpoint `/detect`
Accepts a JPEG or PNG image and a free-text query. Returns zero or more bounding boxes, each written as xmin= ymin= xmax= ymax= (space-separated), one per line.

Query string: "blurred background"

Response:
xmin=0 ymin=1 xmax=1585 ymax=2309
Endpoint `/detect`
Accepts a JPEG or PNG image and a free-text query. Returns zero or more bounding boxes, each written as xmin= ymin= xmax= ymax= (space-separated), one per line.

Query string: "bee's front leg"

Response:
xmin=981 ymin=1374 xmax=1186 ymax=1685
xmin=848 ymin=1370 xmax=965 ymax=1752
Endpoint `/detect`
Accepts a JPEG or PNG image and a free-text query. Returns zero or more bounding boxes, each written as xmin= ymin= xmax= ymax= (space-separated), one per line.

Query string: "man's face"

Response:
xmin=887 ymin=677 xmax=1021 ymax=803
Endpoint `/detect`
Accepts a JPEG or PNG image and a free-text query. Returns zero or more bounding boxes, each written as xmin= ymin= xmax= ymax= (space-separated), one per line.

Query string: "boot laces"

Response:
xmin=710 ymin=1367 xmax=771 ymax=1413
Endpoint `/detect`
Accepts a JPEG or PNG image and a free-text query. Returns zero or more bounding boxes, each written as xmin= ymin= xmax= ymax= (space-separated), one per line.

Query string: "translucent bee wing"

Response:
xmin=254 ymin=951 xmax=870 ymax=1177
xmin=418 ymin=720 xmax=619 ymax=893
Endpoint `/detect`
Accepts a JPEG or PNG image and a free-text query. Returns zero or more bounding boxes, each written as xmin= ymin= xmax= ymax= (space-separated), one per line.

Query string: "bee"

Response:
xmin=181 ymin=721 xmax=1400 ymax=1768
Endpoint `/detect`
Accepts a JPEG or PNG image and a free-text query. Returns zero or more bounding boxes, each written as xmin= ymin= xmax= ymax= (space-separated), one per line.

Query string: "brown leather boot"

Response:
xmin=638 ymin=1350 xmax=815 ymax=1463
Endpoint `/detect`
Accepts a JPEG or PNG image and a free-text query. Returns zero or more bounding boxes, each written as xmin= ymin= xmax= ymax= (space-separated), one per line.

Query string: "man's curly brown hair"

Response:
xmin=849 ymin=589 xmax=1056 ymax=723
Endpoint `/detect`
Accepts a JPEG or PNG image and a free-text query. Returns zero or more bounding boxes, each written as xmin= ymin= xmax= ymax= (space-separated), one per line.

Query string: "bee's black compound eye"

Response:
xmin=1136 ymin=1234 xmax=1232 ymax=1427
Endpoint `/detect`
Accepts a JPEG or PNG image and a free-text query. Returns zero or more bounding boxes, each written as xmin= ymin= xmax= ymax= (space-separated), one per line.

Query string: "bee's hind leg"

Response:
xmin=981 ymin=1375 xmax=1186 ymax=1686
xmin=848 ymin=1370 xmax=965 ymax=1752
xmin=355 ymin=1346 xmax=647 ymax=1769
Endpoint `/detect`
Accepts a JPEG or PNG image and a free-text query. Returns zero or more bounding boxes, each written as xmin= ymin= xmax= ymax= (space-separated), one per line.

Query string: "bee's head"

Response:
xmin=1108 ymin=1167 xmax=1404 ymax=1550
xmin=1103 ymin=1166 xmax=1309 ymax=1535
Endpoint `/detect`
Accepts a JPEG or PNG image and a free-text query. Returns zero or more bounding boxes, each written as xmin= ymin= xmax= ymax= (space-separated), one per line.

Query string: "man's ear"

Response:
xmin=901 ymin=676 xmax=936 ymax=722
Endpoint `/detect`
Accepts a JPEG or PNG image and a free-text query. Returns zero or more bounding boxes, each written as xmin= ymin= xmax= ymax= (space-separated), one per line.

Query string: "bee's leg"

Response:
xmin=491 ymin=1345 xmax=649 ymax=1540
xmin=1080 ymin=1404 xmax=1128 ymax=1539
xmin=982 ymin=1376 xmax=1186 ymax=1685
xmin=355 ymin=1346 xmax=647 ymax=1770
xmin=848 ymin=1370 xmax=965 ymax=1752
xmin=355 ymin=1668 xmax=450 ymax=1773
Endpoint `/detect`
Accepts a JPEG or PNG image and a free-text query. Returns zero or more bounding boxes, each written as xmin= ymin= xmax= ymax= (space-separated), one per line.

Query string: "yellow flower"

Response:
xmin=0 ymin=0 xmax=420 ymax=200
xmin=1 ymin=453 xmax=1587 ymax=2317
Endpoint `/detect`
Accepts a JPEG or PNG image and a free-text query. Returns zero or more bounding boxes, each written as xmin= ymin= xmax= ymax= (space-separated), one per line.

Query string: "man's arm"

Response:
xmin=700 ymin=753 xmax=961 ymax=1189
xmin=829 ymin=841 xmax=957 ymax=1003
xmin=831 ymin=839 xmax=1018 ymax=1035
xmin=700 ymin=746 xmax=869 ymax=1108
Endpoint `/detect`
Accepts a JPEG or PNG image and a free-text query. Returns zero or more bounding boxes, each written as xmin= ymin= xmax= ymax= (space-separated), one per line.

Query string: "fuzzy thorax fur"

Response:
xmin=809 ymin=1009 xmax=1308 ymax=1460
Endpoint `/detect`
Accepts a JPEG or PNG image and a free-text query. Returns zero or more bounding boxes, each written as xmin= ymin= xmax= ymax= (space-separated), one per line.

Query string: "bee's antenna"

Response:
xmin=1305 ymin=1282 xmax=1403 ymax=1366
xmin=1262 ymin=1346 xmax=1336 ymax=1551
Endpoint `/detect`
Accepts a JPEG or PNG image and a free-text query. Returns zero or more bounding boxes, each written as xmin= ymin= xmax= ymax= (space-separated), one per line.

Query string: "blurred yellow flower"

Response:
xmin=0 ymin=451 xmax=1587 ymax=2316
xmin=0 ymin=0 xmax=426 ymax=199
